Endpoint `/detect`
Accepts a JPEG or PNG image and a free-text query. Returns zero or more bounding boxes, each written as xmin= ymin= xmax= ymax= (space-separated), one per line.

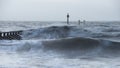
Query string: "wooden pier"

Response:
xmin=0 ymin=31 xmax=23 ymax=40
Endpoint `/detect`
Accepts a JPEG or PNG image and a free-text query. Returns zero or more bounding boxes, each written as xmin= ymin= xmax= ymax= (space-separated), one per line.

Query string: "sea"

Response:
xmin=0 ymin=21 xmax=120 ymax=68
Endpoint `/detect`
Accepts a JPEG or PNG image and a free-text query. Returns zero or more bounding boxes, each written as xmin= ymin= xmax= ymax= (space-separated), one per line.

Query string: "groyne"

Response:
xmin=0 ymin=31 xmax=22 ymax=40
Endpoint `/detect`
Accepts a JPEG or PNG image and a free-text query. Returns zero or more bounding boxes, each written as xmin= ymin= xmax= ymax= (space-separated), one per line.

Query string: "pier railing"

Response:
xmin=0 ymin=31 xmax=22 ymax=40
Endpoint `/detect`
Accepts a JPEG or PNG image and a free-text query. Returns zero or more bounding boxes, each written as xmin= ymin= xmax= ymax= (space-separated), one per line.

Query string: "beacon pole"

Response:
xmin=67 ymin=13 xmax=70 ymax=25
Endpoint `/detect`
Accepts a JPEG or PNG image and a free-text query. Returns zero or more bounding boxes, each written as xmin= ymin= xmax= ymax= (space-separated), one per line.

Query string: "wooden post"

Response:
xmin=78 ymin=20 xmax=81 ymax=25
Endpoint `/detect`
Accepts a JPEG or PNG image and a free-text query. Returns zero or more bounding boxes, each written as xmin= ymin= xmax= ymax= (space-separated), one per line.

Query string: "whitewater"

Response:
xmin=0 ymin=21 xmax=120 ymax=68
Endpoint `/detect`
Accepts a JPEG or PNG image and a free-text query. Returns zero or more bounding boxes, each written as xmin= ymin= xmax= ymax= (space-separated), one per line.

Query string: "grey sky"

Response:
xmin=0 ymin=0 xmax=120 ymax=21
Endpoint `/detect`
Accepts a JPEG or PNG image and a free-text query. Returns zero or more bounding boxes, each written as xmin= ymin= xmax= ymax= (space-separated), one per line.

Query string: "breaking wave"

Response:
xmin=42 ymin=37 xmax=120 ymax=57
xmin=1 ymin=37 xmax=120 ymax=58
xmin=21 ymin=26 xmax=73 ymax=39
xmin=1 ymin=25 xmax=120 ymax=58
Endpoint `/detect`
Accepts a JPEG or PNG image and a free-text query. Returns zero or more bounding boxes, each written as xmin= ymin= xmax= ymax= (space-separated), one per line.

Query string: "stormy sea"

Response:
xmin=0 ymin=21 xmax=120 ymax=68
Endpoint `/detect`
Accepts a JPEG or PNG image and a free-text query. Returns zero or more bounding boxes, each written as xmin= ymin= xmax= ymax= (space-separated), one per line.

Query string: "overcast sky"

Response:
xmin=0 ymin=0 xmax=120 ymax=21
